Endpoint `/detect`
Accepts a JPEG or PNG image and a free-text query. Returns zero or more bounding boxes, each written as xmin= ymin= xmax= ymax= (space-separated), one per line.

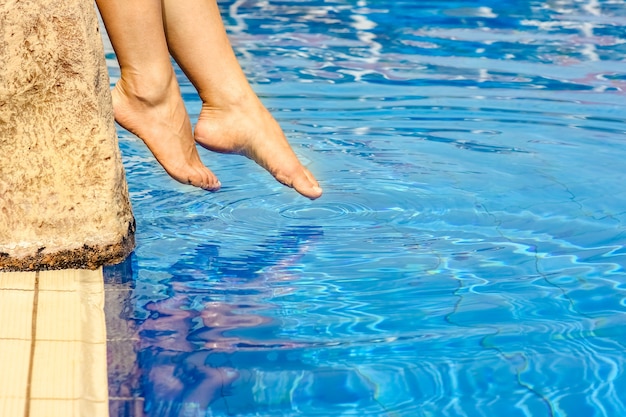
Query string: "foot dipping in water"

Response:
xmin=96 ymin=0 xmax=322 ymax=199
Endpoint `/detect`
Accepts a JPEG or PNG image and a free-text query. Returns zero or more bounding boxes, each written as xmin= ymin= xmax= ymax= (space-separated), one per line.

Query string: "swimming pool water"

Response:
xmin=103 ymin=0 xmax=626 ymax=416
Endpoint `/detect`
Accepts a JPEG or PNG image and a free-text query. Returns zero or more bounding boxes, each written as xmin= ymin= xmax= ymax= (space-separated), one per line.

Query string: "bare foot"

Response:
xmin=193 ymin=97 xmax=322 ymax=199
xmin=111 ymin=73 xmax=220 ymax=191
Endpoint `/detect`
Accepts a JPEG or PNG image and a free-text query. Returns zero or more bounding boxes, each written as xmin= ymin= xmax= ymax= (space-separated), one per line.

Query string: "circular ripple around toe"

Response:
xmin=279 ymin=201 xmax=370 ymax=221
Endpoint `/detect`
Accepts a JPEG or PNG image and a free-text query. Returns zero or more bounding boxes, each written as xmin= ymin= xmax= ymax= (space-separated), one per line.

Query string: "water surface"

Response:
xmin=104 ymin=1 xmax=626 ymax=416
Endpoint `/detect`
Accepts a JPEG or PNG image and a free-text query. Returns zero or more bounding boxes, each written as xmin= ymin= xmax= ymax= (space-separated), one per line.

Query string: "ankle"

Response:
xmin=199 ymin=84 xmax=261 ymax=112
xmin=117 ymin=67 xmax=178 ymax=107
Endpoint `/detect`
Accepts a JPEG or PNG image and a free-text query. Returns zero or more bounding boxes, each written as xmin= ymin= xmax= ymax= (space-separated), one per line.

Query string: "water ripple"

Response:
xmin=279 ymin=200 xmax=371 ymax=221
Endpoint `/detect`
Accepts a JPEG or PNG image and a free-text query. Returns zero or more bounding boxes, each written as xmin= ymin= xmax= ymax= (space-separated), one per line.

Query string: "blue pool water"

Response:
xmin=103 ymin=0 xmax=626 ymax=416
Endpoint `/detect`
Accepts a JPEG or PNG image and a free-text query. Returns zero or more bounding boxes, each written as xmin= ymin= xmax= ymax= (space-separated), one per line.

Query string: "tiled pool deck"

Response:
xmin=0 ymin=269 xmax=109 ymax=417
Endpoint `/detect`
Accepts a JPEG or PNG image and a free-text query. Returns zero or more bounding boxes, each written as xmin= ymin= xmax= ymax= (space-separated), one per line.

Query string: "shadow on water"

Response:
xmin=104 ymin=226 xmax=324 ymax=417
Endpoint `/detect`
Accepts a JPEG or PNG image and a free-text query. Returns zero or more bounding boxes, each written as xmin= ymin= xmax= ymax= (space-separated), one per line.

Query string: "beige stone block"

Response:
xmin=0 ymin=0 xmax=135 ymax=271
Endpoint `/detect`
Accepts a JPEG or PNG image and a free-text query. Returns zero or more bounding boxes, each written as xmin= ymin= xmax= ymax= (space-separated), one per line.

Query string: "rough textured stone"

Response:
xmin=0 ymin=0 xmax=135 ymax=271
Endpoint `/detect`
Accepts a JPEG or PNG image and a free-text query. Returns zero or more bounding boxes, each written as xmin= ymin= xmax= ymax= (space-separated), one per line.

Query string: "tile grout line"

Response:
xmin=24 ymin=271 xmax=39 ymax=417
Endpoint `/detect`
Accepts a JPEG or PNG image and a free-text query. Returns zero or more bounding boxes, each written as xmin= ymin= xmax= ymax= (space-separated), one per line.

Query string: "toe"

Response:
xmin=200 ymin=169 xmax=221 ymax=191
xmin=294 ymin=168 xmax=322 ymax=199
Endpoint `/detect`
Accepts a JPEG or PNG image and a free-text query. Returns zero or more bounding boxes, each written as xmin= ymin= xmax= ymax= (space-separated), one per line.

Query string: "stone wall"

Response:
xmin=0 ymin=0 xmax=135 ymax=270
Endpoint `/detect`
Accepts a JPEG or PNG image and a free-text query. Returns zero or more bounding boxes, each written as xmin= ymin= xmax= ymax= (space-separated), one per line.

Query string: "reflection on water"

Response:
xmin=105 ymin=0 xmax=626 ymax=416
xmin=107 ymin=228 xmax=327 ymax=416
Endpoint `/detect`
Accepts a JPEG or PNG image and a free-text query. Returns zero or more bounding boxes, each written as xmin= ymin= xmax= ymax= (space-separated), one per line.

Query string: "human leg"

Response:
xmin=96 ymin=0 xmax=220 ymax=190
xmin=161 ymin=0 xmax=322 ymax=199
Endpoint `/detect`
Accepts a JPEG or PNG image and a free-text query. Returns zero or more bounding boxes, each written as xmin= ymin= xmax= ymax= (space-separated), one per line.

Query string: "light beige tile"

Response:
xmin=30 ymin=341 xmax=109 ymax=401
xmin=30 ymin=398 xmax=109 ymax=417
xmin=38 ymin=269 xmax=78 ymax=291
xmin=0 ymin=397 xmax=26 ymax=417
xmin=32 ymin=315 xmax=107 ymax=393
xmin=35 ymin=290 xmax=82 ymax=341
xmin=35 ymin=268 xmax=106 ymax=343
xmin=25 ymin=268 xmax=109 ymax=417
xmin=79 ymin=271 xmax=107 ymax=345
xmin=30 ymin=340 xmax=80 ymax=399
xmin=77 ymin=267 xmax=105 ymax=284
xmin=79 ymin=304 xmax=107 ymax=344
xmin=77 ymin=398 xmax=109 ymax=417
xmin=0 ymin=289 xmax=34 ymax=340
xmin=38 ymin=268 xmax=103 ymax=291
xmin=30 ymin=269 xmax=109 ymax=401
xmin=28 ymin=399 xmax=77 ymax=417
xmin=0 ymin=339 xmax=31 ymax=398
xmin=80 ymin=341 xmax=109 ymax=402
xmin=0 ymin=274 xmax=33 ymax=417
xmin=81 ymin=281 xmax=106 ymax=309
xmin=0 ymin=271 xmax=36 ymax=290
